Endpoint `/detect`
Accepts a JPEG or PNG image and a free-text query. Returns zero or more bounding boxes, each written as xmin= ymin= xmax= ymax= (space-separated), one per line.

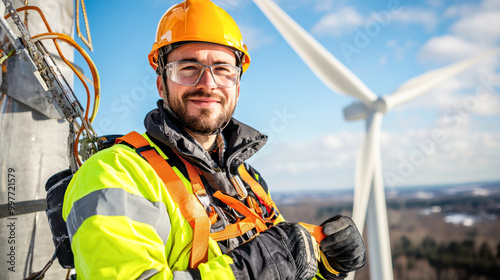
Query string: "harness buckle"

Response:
xmin=230 ymin=175 xmax=248 ymax=200
xmin=268 ymin=207 xmax=280 ymax=222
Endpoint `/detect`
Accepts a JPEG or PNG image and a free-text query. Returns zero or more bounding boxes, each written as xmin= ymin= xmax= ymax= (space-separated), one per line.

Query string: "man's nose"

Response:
xmin=196 ymin=67 xmax=217 ymax=89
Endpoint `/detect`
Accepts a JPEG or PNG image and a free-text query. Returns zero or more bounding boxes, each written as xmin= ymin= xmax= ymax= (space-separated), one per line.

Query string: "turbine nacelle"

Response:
xmin=343 ymin=97 xmax=389 ymax=121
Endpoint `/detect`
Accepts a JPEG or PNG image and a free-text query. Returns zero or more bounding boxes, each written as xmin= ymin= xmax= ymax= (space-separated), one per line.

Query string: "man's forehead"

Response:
xmin=168 ymin=42 xmax=237 ymax=63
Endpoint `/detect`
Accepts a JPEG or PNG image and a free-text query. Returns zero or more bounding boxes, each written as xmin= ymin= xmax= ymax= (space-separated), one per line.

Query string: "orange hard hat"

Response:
xmin=148 ymin=0 xmax=251 ymax=73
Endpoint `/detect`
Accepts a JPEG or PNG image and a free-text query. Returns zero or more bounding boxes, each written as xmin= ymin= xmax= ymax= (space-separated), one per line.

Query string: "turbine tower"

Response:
xmin=251 ymin=0 xmax=500 ymax=279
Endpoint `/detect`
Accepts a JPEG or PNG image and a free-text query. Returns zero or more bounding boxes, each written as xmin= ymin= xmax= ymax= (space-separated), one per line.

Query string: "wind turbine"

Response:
xmin=251 ymin=0 xmax=500 ymax=279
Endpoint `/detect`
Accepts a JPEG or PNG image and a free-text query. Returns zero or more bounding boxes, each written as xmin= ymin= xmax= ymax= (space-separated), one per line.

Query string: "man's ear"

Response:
xmin=156 ymin=76 xmax=164 ymax=99
xmin=236 ymin=82 xmax=240 ymax=102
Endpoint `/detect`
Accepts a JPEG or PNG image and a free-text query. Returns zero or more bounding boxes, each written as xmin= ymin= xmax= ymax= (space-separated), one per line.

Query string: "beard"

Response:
xmin=168 ymin=89 xmax=235 ymax=135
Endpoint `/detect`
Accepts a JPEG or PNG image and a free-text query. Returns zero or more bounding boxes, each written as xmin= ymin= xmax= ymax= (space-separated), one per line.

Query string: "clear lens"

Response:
xmin=166 ymin=61 xmax=240 ymax=88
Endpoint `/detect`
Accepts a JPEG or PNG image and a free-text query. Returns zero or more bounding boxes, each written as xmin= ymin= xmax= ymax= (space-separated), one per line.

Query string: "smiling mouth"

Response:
xmin=182 ymin=90 xmax=226 ymax=109
xmin=189 ymin=98 xmax=221 ymax=107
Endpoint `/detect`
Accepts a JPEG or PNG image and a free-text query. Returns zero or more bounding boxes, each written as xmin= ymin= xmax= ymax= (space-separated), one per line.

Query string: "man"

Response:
xmin=62 ymin=0 xmax=366 ymax=279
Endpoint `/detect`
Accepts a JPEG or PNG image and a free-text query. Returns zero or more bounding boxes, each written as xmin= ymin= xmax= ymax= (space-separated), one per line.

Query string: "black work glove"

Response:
xmin=228 ymin=222 xmax=318 ymax=280
xmin=318 ymin=215 xmax=366 ymax=280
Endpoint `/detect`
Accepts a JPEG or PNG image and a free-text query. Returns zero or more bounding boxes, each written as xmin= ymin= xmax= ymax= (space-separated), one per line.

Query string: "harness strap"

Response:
xmin=210 ymin=217 xmax=256 ymax=241
xmin=177 ymin=156 xmax=206 ymax=197
xmin=238 ymin=167 xmax=327 ymax=243
xmin=238 ymin=165 xmax=280 ymax=222
xmin=247 ymin=196 xmax=264 ymax=216
xmin=213 ymin=191 xmax=269 ymax=232
xmin=117 ymin=132 xmax=210 ymax=268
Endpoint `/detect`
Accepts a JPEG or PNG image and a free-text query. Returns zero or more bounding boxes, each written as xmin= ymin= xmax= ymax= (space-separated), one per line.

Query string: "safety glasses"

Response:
xmin=165 ymin=61 xmax=241 ymax=88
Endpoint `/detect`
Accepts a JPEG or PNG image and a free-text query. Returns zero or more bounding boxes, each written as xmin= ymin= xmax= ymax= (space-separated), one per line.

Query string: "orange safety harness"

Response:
xmin=116 ymin=132 xmax=283 ymax=268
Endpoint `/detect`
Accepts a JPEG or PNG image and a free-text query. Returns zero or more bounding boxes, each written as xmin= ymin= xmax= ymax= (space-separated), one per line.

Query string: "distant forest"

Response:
xmin=393 ymin=237 xmax=500 ymax=279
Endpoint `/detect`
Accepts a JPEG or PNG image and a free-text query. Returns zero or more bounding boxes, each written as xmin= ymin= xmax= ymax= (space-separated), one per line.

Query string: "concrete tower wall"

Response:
xmin=1 ymin=1 xmax=77 ymax=278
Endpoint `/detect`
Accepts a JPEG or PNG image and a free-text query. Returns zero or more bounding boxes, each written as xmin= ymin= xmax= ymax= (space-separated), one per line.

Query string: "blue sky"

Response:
xmin=74 ymin=0 xmax=500 ymax=192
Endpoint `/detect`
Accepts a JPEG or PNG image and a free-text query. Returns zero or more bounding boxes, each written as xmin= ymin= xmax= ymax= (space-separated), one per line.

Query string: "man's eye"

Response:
xmin=180 ymin=65 xmax=199 ymax=71
xmin=214 ymin=66 xmax=229 ymax=72
xmin=214 ymin=65 xmax=236 ymax=73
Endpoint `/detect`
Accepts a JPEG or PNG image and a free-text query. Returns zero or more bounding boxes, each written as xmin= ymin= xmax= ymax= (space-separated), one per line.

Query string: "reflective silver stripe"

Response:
xmin=137 ymin=268 xmax=160 ymax=279
xmin=173 ymin=270 xmax=200 ymax=280
xmin=66 ymin=188 xmax=170 ymax=244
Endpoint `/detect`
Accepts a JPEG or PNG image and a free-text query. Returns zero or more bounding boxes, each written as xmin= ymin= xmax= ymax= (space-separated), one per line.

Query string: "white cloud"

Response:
xmin=311 ymin=6 xmax=364 ymax=36
xmin=380 ymin=123 xmax=500 ymax=187
xmin=311 ymin=6 xmax=438 ymax=37
xmin=420 ymin=0 xmax=500 ymax=65
xmin=387 ymin=39 xmax=397 ymax=48
xmin=469 ymin=84 xmax=500 ymax=116
xmin=251 ymin=121 xmax=500 ymax=191
xmin=482 ymin=0 xmax=500 ymax=10
xmin=426 ymin=0 xmax=443 ymax=9
xmin=444 ymin=3 xmax=477 ymax=18
xmin=450 ymin=11 xmax=500 ymax=44
xmin=314 ymin=0 xmax=335 ymax=12
xmin=379 ymin=54 xmax=387 ymax=66
xmin=322 ymin=135 xmax=343 ymax=150
xmin=413 ymin=0 xmax=500 ymax=119
xmin=251 ymin=131 xmax=363 ymax=191
xmin=391 ymin=8 xmax=438 ymax=32
xmin=417 ymin=35 xmax=485 ymax=63
xmin=396 ymin=69 xmax=500 ymax=117
xmin=475 ymin=97 xmax=500 ymax=115
xmin=387 ymin=39 xmax=416 ymax=61
xmin=413 ymin=0 xmax=500 ymax=117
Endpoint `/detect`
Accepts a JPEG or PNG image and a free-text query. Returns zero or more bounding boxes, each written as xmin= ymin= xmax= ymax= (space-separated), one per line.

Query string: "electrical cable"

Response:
xmin=5 ymin=6 xmax=100 ymax=167
xmin=76 ymin=0 xmax=93 ymax=51
xmin=7 ymin=6 xmax=100 ymax=121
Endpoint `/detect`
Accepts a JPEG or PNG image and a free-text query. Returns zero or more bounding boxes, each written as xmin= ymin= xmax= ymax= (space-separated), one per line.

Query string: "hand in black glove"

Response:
xmin=228 ymin=222 xmax=318 ymax=280
xmin=318 ymin=215 xmax=366 ymax=279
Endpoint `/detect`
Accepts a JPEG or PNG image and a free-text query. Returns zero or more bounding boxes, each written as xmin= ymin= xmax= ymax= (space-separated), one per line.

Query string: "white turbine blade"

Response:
xmin=385 ymin=47 xmax=500 ymax=109
xmin=351 ymin=111 xmax=383 ymax=234
xmin=252 ymin=0 xmax=377 ymax=105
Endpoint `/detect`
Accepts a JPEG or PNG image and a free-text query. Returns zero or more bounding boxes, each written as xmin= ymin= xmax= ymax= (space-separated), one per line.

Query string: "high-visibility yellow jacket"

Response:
xmin=62 ymin=103 xmax=286 ymax=279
